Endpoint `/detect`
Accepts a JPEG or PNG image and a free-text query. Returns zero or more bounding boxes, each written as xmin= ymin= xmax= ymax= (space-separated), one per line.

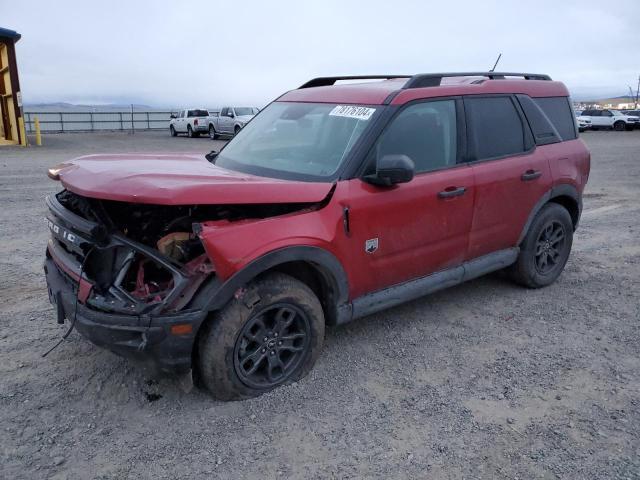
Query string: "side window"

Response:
xmin=465 ymin=96 xmax=527 ymax=160
xmin=221 ymin=107 xmax=228 ymax=117
xmin=180 ymin=111 xmax=185 ymax=118
xmin=516 ymin=94 xmax=561 ymax=146
xmin=589 ymin=110 xmax=600 ymax=117
xmin=371 ymin=100 xmax=457 ymax=174
xmin=187 ymin=110 xmax=195 ymax=117
xmin=602 ymin=110 xmax=612 ymax=117
xmin=533 ymin=97 xmax=577 ymax=141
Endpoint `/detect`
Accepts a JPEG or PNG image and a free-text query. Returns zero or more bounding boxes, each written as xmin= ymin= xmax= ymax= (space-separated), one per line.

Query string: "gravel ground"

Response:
xmin=0 ymin=130 xmax=638 ymax=479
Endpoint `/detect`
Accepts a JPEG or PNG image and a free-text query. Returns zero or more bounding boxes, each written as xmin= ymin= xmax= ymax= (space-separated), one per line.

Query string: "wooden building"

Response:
xmin=0 ymin=27 xmax=23 ymax=145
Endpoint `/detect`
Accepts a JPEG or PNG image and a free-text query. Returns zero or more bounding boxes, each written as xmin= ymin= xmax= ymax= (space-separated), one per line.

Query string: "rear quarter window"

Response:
xmin=534 ymin=97 xmax=577 ymax=141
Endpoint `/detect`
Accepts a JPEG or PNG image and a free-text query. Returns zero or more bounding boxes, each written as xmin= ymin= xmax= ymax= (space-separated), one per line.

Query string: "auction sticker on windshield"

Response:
xmin=329 ymin=105 xmax=376 ymax=121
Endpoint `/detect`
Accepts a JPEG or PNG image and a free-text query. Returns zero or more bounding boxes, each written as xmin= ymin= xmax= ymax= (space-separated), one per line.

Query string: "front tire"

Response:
xmin=509 ymin=203 xmax=573 ymax=288
xmin=234 ymin=125 xmax=241 ymax=136
xmin=613 ymin=121 xmax=626 ymax=131
xmin=197 ymin=273 xmax=325 ymax=400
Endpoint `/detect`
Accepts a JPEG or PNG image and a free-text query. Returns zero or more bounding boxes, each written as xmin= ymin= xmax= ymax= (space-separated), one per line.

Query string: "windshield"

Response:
xmin=214 ymin=102 xmax=378 ymax=181
xmin=234 ymin=107 xmax=256 ymax=116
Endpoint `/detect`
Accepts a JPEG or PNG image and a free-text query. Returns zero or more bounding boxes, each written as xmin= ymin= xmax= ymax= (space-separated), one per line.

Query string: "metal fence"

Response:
xmin=23 ymin=111 xmax=174 ymax=133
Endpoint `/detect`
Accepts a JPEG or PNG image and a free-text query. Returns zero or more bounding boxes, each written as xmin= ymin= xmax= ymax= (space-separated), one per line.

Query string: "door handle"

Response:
xmin=438 ymin=186 xmax=466 ymax=199
xmin=521 ymin=170 xmax=542 ymax=181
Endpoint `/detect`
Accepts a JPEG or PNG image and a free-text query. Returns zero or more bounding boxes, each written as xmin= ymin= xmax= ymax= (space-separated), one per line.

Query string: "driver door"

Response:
xmin=345 ymin=98 xmax=475 ymax=297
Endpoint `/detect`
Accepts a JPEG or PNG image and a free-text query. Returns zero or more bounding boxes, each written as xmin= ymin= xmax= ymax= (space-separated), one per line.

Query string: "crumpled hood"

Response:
xmin=51 ymin=153 xmax=334 ymax=205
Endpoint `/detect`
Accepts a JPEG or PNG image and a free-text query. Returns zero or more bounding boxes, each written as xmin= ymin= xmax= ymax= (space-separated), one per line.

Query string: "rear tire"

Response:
xmin=170 ymin=125 xmax=177 ymax=137
xmin=197 ymin=273 xmax=325 ymax=401
xmin=509 ymin=203 xmax=573 ymax=288
xmin=613 ymin=121 xmax=626 ymax=131
xmin=209 ymin=124 xmax=218 ymax=140
xmin=187 ymin=125 xmax=195 ymax=138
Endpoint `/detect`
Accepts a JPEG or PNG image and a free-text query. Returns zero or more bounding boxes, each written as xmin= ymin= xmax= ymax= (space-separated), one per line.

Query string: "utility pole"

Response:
xmin=635 ymin=75 xmax=640 ymax=110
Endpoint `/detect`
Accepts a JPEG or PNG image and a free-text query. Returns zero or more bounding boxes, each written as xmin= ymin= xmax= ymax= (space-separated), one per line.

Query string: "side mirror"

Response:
xmin=363 ymin=154 xmax=415 ymax=187
xmin=228 ymin=112 xmax=235 ymax=118
xmin=170 ymin=114 xmax=177 ymax=119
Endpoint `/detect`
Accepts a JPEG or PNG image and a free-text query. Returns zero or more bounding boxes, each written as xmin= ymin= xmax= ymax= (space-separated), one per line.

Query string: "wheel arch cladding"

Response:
xmin=202 ymin=246 xmax=350 ymax=325
xmin=518 ymin=184 xmax=581 ymax=244
xmin=548 ymin=194 xmax=580 ymax=228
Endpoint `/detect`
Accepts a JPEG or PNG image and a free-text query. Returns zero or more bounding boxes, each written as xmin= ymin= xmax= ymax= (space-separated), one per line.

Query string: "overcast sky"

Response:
xmin=2 ymin=0 xmax=639 ymax=107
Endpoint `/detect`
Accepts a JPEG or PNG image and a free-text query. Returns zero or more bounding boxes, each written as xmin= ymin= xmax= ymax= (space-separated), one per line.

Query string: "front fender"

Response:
xmin=199 ymin=245 xmax=350 ymax=317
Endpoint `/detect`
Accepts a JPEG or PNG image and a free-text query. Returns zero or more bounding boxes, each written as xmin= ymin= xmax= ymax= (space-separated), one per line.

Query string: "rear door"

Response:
xmin=345 ymin=98 xmax=476 ymax=296
xmin=464 ymin=95 xmax=552 ymax=259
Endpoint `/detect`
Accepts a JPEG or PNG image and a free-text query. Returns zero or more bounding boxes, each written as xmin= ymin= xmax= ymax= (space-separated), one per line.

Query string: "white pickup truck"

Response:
xmin=206 ymin=106 xmax=259 ymax=139
xmin=169 ymin=109 xmax=210 ymax=137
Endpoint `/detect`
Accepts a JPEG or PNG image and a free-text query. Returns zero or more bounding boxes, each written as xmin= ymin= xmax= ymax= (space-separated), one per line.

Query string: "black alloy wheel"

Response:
xmin=233 ymin=303 xmax=311 ymax=389
xmin=534 ymin=220 xmax=566 ymax=275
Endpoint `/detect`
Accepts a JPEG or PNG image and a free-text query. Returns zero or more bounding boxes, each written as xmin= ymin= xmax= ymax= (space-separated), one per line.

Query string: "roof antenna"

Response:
xmin=490 ymin=53 xmax=502 ymax=72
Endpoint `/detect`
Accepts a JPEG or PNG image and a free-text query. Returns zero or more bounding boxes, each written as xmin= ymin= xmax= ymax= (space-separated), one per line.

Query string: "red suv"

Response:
xmin=44 ymin=72 xmax=590 ymax=400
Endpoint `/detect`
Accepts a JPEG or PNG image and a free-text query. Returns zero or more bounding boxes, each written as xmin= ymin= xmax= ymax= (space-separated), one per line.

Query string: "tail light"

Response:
xmin=194 ymin=119 xmax=199 ymax=126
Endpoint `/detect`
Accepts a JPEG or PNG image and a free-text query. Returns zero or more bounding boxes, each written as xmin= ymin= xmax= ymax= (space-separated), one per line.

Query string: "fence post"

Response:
xmin=119 ymin=112 xmax=123 ymax=131
xmin=35 ymin=117 xmax=42 ymax=146
xmin=147 ymin=112 xmax=150 ymax=130
xmin=60 ymin=112 xmax=64 ymax=132
xmin=90 ymin=111 xmax=94 ymax=132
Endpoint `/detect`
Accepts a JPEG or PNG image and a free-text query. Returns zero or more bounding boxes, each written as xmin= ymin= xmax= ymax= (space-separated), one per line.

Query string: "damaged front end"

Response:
xmin=47 ymin=190 xmax=218 ymax=316
xmin=44 ymin=189 xmax=312 ymax=373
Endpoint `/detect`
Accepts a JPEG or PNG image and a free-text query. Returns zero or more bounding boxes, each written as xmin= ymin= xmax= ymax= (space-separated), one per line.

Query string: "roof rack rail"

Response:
xmin=403 ymin=72 xmax=551 ymax=89
xmin=299 ymin=75 xmax=411 ymax=89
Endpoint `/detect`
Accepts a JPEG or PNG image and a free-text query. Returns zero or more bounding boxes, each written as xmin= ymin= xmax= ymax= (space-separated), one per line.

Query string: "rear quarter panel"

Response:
xmin=543 ymin=138 xmax=591 ymax=193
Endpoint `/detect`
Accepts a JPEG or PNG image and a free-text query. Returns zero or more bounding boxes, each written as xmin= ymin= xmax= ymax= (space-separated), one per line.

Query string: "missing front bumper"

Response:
xmin=44 ymin=257 xmax=207 ymax=374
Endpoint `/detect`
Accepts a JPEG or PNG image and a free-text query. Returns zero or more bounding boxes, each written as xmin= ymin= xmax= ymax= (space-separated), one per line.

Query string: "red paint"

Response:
xmin=467 ymin=147 xmax=552 ymax=258
xmin=49 ymin=76 xmax=590 ymax=304
xmin=54 ymin=153 xmax=333 ymax=205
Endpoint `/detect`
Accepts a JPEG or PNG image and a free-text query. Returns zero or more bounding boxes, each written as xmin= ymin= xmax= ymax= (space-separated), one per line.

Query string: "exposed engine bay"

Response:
xmin=51 ymin=190 xmax=315 ymax=314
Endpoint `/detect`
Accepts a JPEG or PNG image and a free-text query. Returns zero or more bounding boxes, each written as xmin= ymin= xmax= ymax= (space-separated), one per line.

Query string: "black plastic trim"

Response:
xmin=299 ymin=75 xmax=410 ymax=89
xmin=347 ymin=248 xmax=519 ymax=322
xmin=402 ymin=72 xmax=551 ymax=89
xmin=201 ymin=246 xmax=351 ymax=325
xmin=45 ymin=257 xmax=205 ymax=374
xmin=517 ymin=184 xmax=582 ymax=244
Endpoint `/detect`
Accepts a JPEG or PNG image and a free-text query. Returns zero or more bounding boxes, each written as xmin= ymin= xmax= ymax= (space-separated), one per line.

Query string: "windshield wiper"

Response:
xmin=205 ymin=150 xmax=219 ymax=163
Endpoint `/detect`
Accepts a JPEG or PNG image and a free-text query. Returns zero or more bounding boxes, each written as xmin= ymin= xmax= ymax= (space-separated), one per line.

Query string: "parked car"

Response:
xmin=622 ymin=109 xmax=640 ymax=118
xmin=579 ymin=109 xmax=639 ymax=131
xmin=44 ymin=72 xmax=590 ymax=400
xmin=575 ymin=115 xmax=592 ymax=132
xmin=207 ymin=106 xmax=259 ymax=139
xmin=169 ymin=109 xmax=210 ymax=137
